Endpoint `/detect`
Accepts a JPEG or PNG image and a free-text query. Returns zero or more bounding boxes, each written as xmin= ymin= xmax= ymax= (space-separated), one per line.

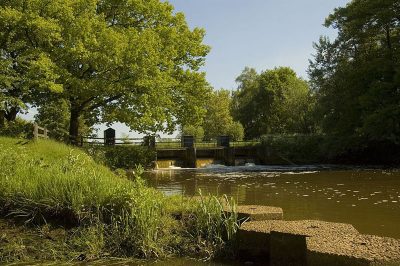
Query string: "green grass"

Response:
xmin=0 ymin=137 xmax=238 ymax=263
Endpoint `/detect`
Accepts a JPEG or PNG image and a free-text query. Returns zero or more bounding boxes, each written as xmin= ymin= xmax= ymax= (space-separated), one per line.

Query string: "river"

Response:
xmin=144 ymin=165 xmax=400 ymax=239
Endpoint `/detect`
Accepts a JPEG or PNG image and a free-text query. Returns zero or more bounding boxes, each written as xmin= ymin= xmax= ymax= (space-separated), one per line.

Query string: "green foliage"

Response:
xmin=34 ymin=99 xmax=94 ymax=142
xmin=181 ymin=125 xmax=205 ymax=141
xmin=226 ymin=121 xmax=244 ymax=141
xmin=0 ymin=118 xmax=33 ymax=138
xmin=0 ymin=137 xmax=238 ymax=261
xmin=260 ymin=135 xmax=325 ymax=164
xmin=34 ymin=99 xmax=70 ymax=141
xmin=203 ymin=90 xmax=232 ymax=140
xmin=232 ymin=67 xmax=315 ymax=139
xmin=83 ymin=145 xmax=157 ymax=170
xmin=200 ymin=90 xmax=245 ymax=140
xmin=0 ymin=0 xmax=211 ymax=138
xmin=308 ymin=0 xmax=400 ymax=148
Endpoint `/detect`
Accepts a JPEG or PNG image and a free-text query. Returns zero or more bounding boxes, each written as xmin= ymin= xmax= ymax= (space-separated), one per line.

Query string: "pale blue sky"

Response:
xmin=169 ymin=0 xmax=350 ymax=90
xmin=23 ymin=0 xmax=350 ymax=137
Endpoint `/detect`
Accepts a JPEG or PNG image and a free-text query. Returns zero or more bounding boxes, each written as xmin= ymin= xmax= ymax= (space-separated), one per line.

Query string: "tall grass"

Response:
xmin=0 ymin=137 xmax=238 ymax=262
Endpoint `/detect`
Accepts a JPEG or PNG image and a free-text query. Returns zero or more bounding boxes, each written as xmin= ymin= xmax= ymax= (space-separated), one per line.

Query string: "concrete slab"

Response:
xmin=235 ymin=205 xmax=283 ymax=221
xmin=240 ymin=220 xmax=359 ymax=236
xmin=236 ymin=220 xmax=400 ymax=265
xmin=238 ymin=220 xmax=359 ymax=265
xmin=307 ymin=233 xmax=400 ymax=266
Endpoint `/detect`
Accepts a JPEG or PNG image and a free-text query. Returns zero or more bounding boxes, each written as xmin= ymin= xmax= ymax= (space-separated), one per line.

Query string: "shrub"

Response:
xmin=83 ymin=145 xmax=156 ymax=169
xmin=181 ymin=125 xmax=205 ymax=142
xmin=0 ymin=118 xmax=33 ymax=138
xmin=260 ymin=134 xmax=324 ymax=164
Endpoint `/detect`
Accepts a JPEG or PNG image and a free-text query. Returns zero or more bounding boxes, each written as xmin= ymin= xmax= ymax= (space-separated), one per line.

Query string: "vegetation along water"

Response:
xmin=0 ymin=138 xmax=238 ymax=264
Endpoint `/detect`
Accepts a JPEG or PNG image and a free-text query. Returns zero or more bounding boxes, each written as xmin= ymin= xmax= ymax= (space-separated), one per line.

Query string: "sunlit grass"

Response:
xmin=0 ymin=137 xmax=238 ymax=262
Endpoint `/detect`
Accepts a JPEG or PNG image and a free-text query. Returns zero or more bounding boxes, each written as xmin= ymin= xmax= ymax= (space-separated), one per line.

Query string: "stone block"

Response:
xmin=235 ymin=205 xmax=283 ymax=222
xmin=270 ymin=231 xmax=307 ymax=266
xmin=237 ymin=220 xmax=400 ymax=266
xmin=307 ymin=233 xmax=400 ymax=266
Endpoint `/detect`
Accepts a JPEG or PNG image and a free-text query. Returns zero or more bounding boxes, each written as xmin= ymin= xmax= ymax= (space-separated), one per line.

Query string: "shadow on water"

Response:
xmin=144 ymin=165 xmax=400 ymax=239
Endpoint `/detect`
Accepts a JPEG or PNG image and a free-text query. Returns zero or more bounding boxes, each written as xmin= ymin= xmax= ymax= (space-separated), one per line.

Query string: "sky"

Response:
xmin=22 ymin=0 xmax=351 ymax=138
xmin=168 ymin=0 xmax=350 ymax=90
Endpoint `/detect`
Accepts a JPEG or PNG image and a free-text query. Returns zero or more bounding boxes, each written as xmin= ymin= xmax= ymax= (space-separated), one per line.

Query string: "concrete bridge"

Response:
xmin=83 ymin=128 xmax=262 ymax=168
xmin=156 ymin=140 xmax=260 ymax=168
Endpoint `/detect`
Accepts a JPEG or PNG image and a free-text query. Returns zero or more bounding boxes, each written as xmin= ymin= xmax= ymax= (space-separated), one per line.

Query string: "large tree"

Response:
xmin=308 ymin=0 xmax=400 ymax=146
xmin=232 ymin=67 xmax=315 ymax=139
xmin=202 ymin=89 xmax=244 ymax=141
xmin=0 ymin=1 xmax=63 ymax=126
xmin=0 ymin=0 xmax=210 ymax=142
xmin=181 ymin=89 xmax=245 ymax=141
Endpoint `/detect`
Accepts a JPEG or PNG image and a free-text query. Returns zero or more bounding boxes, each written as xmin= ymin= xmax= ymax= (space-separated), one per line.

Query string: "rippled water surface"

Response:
xmin=144 ymin=165 xmax=400 ymax=239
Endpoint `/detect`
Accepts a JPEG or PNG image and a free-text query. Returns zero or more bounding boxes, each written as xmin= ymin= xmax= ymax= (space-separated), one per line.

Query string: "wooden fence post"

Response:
xmin=33 ymin=123 xmax=39 ymax=140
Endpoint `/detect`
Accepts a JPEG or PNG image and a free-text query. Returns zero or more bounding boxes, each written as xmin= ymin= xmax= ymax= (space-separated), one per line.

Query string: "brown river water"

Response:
xmin=144 ymin=165 xmax=400 ymax=239
xmin=22 ymin=166 xmax=400 ymax=266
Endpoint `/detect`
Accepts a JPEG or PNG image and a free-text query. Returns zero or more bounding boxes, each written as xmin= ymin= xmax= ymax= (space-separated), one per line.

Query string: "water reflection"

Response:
xmin=144 ymin=166 xmax=400 ymax=239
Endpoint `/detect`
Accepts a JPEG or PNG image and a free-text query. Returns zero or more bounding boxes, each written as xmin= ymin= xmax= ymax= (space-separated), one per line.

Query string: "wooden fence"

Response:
xmin=33 ymin=123 xmax=49 ymax=140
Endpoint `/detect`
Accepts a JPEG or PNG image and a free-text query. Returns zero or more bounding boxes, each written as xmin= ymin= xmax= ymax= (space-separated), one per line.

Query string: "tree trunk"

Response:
xmin=4 ymin=107 xmax=19 ymax=122
xmin=69 ymin=107 xmax=80 ymax=145
xmin=0 ymin=110 xmax=5 ymax=128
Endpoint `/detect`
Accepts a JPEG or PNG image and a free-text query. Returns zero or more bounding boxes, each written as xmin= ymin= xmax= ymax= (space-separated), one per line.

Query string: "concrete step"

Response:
xmin=235 ymin=205 xmax=283 ymax=222
xmin=237 ymin=220 xmax=400 ymax=266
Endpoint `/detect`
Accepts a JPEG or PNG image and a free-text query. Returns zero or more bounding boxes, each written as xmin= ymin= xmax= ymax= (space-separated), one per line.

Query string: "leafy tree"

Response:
xmin=308 ymin=0 xmax=400 ymax=146
xmin=226 ymin=121 xmax=244 ymax=141
xmin=0 ymin=117 xmax=33 ymax=138
xmin=181 ymin=124 xmax=204 ymax=141
xmin=232 ymin=67 xmax=315 ymax=139
xmin=0 ymin=0 xmax=210 ymax=143
xmin=231 ymin=67 xmax=260 ymax=138
xmin=34 ymin=99 xmax=93 ymax=141
xmin=34 ymin=99 xmax=69 ymax=141
xmin=0 ymin=2 xmax=63 ymax=127
xmin=202 ymin=90 xmax=244 ymax=140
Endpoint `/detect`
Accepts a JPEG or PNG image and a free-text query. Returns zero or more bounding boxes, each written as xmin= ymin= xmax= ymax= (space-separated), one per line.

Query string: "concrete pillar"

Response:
xmin=224 ymin=147 xmax=235 ymax=166
xmin=185 ymin=147 xmax=197 ymax=168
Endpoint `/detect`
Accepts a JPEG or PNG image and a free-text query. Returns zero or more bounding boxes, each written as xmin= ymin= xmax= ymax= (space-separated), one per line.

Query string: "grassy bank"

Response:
xmin=0 ymin=137 xmax=238 ymax=264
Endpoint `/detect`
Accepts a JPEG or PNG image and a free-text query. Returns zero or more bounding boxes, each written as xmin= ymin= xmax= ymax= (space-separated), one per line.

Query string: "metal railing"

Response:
xmin=80 ymin=136 xmax=261 ymax=149
xmin=81 ymin=137 xmax=144 ymax=146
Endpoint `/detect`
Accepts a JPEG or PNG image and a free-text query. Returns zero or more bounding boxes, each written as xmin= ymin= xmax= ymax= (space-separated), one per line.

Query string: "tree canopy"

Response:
xmin=232 ymin=67 xmax=315 ymax=139
xmin=0 ymin=0 xmax=210 ymax=142
xmin=308 ymin=0 xmax=400 ymax=146
xmin=181 ymin=89 xmax=244 ymax=141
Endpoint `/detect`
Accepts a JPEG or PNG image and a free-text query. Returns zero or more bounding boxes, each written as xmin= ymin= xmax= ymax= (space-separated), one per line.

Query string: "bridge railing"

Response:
xmin=155 ymin=139 xmax=181 ymax=149
xmin=81 ymin=137 xmax=144 ymax=146
xmin=80 ymin=135 xmax=261 ymax=149
xmin=231 ymin=140 xmax=260 ymax=147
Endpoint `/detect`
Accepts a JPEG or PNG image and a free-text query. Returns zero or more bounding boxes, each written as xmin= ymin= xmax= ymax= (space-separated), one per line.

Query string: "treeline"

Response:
xmin=307 ymin=0 xmax=400 ymax=164
xmin=186 ymin=0 xmax=399 ymax=164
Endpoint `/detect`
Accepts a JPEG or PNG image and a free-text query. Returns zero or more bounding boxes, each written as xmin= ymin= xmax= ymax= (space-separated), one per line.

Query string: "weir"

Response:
xmin=156 ymin=146 xmax=260 ymax=168
xmin=82 ymin=129 xmax=283 ymax=168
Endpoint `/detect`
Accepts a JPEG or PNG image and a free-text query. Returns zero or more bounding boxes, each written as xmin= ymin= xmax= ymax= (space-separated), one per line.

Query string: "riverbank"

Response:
xmin=0 ymin=137 xmax=238 ymax=264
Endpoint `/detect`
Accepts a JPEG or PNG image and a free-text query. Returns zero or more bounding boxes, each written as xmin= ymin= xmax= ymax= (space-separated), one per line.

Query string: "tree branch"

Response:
xmin=87 ymin=94 xmax=124 ymax=111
